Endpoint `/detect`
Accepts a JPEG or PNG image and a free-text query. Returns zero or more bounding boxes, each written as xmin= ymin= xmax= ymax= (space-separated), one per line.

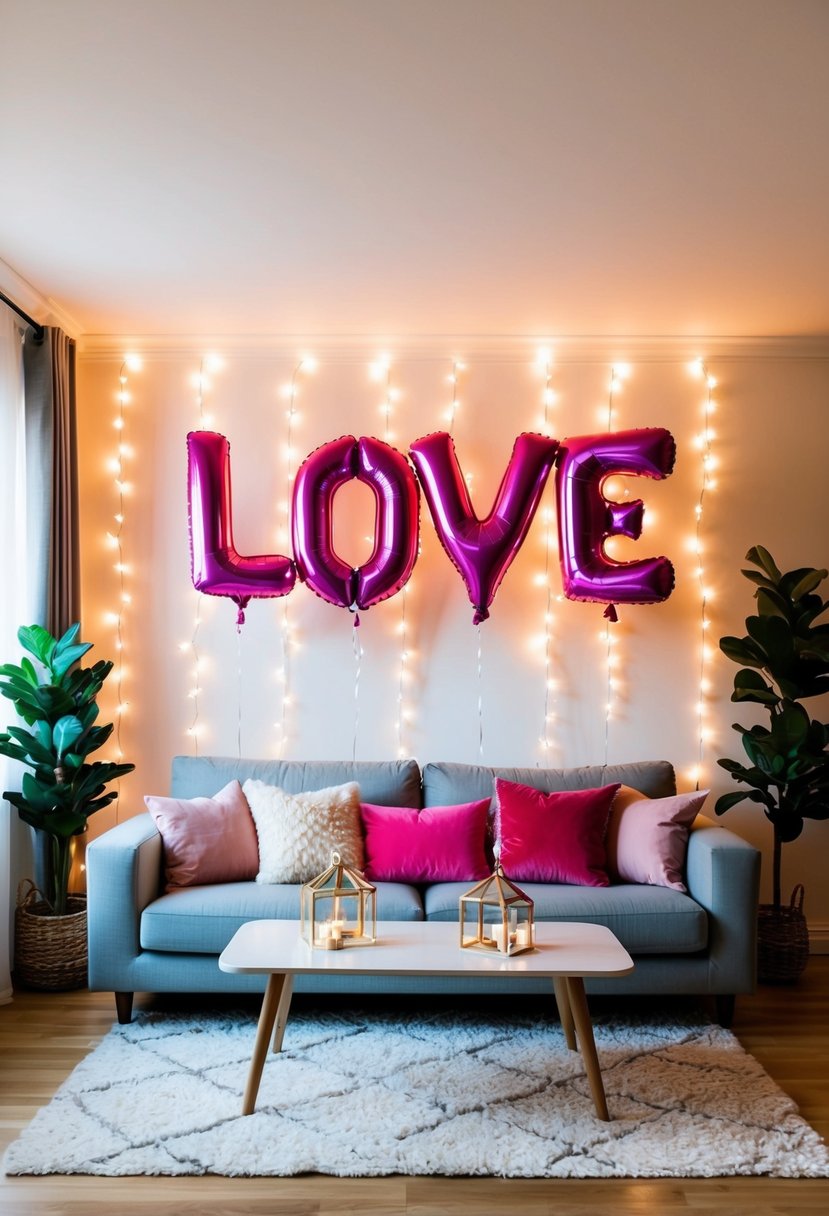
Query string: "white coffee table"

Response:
xmin=219 ymin=919 xmax=633 ymax=1121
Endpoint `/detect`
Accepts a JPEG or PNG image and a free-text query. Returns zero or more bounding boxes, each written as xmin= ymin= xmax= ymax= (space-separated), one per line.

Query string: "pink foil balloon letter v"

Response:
xmin=187 ymin=430 xmax=296 ymax=625
xmin=409 ymin=431 xmax=559 ymax=624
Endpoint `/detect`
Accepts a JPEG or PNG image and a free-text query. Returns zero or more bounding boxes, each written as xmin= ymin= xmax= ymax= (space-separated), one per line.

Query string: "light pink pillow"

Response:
xmin=495 ymin=779 xmax=620 ymax=886
xmin=361 ymin=800 xmax=491 ymax=883
xmin=145 ymin=779 xmax=259 ymax=890
xmin=607 ymin=785 xmax=709 ymax=891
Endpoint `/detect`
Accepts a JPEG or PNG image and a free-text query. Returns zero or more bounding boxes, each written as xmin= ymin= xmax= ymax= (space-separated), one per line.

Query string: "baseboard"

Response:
xmin=808 ymin=923 xmax=829 ymax=954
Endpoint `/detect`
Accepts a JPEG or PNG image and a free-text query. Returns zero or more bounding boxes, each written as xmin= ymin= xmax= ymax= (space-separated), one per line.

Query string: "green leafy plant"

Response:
xmin=0 ymin=623 xmax=134 ymax=915
xmin=716 ymin=546 xmax=829 ymax=910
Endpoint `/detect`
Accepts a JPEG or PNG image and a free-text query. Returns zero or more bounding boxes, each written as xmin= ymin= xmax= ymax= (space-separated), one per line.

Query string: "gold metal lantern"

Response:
xmin=459 ymin=863 xmax=535 ymax=956
xmin=300 ymin=852 xmax=377 ymax=950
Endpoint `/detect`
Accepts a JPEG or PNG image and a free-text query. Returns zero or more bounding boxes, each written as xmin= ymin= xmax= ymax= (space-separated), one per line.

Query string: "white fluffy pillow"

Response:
xmin=243 ymin=779 xmax=364 ymax=883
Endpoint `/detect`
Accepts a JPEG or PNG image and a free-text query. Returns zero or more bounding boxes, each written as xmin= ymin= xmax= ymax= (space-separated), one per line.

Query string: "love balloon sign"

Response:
xmin=187 ymin=426 xmax=676 ymax=626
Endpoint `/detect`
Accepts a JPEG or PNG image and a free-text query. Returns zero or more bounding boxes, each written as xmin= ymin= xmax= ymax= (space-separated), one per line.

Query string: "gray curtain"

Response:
xmin=22 ymin=327 xmax=79 ymax=636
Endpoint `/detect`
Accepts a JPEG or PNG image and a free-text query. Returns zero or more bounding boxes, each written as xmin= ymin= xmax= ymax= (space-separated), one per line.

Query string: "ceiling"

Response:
xmin=2 ymin=0 xmax=828 ymax=339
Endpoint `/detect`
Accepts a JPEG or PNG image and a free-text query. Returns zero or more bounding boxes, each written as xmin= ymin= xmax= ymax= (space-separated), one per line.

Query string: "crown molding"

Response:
xmin=0 ymin=257 xmax=82 ymax=339
xmin=77 ymin=332 xmax=829 ymax=363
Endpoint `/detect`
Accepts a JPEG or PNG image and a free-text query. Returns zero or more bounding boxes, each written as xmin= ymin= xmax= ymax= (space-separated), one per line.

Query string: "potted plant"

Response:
xmin=0 ymin=623 xmax=135 ymax=989
xmin=715 ymin=546 xmax=829 ymax=982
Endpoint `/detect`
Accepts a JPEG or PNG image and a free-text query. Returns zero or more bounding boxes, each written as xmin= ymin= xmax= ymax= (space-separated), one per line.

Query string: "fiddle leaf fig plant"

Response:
xmin=0 ymin=623 xmax=135 ymax=915
xmin=716 ymin=546 xmax=829 ymax=910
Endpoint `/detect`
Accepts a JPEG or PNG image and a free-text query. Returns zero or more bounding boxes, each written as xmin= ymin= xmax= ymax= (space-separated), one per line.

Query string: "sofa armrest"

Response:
xmin=86 ymin=813 xmax=162 ymax=991
xmin=685 ymin=814 xmax=761 ymax=994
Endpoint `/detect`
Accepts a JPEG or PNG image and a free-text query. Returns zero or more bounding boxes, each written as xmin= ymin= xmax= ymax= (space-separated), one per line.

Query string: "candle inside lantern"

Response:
xmin=490 ymin=923 xmax=516 ymax=952
xmin=515 ymin=924 xmax=532 ymax=949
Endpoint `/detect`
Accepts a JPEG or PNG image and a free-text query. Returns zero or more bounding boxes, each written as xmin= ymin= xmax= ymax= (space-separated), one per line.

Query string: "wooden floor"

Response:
xmin=1 ymin=962 xmax=828 ymax=1215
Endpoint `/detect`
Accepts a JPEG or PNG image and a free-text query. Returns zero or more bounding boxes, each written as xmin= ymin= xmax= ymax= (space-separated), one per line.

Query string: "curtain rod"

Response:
xmin=0 ymin=288 xmax=44 ymax=342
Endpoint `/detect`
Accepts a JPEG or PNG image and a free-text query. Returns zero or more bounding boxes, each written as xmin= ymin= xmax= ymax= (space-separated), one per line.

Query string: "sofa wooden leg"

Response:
xmin=715 ymin=994 xmax=735 ymax=1027
xmin=115 ymin=991 xmax=134 ymax=1024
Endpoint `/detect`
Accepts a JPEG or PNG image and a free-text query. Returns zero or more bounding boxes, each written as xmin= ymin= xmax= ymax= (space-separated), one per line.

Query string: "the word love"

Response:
xmin=187 ymin=427 xmax=676 ymax=626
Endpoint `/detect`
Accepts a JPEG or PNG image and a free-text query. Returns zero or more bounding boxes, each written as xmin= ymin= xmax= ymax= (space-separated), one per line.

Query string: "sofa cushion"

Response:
xmin=423 ymin=882 xmax=708 ymax=954
xmin=422 ymin=760 xmax=676 ymax=806
xmin=244 ymin=779 xmax=363 ymax=883
xmin=140 ymin=881 xmax=425 ymax=953
xmin=361 ymin=800 xmax=490 ymax=882
xmin=144 ymin=779 xmax=259 ymax=891
xmin=608 ymin=786 xmax=710 ymax=891
xmin=171 ymin=756 xmax=422 ymax=807
xmin=495 ymin=778 xmax=619 ymax=886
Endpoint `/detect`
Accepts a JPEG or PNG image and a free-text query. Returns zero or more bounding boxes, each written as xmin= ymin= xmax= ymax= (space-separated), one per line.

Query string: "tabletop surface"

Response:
xmin=218 ymin=919 xmax=634 ymax=978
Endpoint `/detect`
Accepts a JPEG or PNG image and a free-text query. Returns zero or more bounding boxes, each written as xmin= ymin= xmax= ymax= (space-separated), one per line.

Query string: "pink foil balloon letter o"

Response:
xmin=291 ymin=435 xmax=420 ymax=612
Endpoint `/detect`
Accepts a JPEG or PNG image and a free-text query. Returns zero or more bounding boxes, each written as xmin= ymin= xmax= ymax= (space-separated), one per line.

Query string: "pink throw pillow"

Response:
xmin=607 ymin=785 xmax=709 ymax=891
xmin=495 ymin=779 xmax=620 ymax=886
xmin=145 ymin=779 xmax=260 ymax=890
xmin=361 ymin=800 xmax=491 ymax=883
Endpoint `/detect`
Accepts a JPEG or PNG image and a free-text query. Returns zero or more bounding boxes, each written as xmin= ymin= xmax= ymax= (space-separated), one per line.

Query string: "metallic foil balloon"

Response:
xmin=291 ymin=435 xmax=357 ymax=610
xmin=292 ymin=435 xmax=420 ymax=612
xmin=555 ymin=427 xmax=676 ymax=606
xmin=187 ymin=431 xmax=296 ymax=626
xmin=409 ymin=431 xmax=559 ymax=624
xmin=355 ymin=436 xmax=420 ymax=609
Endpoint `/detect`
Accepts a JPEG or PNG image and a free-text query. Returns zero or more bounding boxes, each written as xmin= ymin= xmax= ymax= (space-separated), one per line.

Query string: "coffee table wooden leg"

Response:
xmin=565 ymin=976 xmax=610 ymax=1121
xmin=242 ymin=972 xmax=285 ymax=1116
xmin=553 ymin=977 xmax=577 ymax=1051
xmin=271 ymin=974 xmax=294 ymax=1053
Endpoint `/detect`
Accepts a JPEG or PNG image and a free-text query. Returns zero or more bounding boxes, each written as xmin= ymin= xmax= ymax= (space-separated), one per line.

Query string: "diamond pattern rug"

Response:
xmin=5 ymin=1005 xmax=828 ymax=1178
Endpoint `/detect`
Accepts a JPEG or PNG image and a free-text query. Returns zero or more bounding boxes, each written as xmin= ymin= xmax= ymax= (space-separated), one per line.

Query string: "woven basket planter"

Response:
xmin=14 ymin=882 xmax=88 ymax=991
xmin=757 ymin=884 xmax=809 ymax=985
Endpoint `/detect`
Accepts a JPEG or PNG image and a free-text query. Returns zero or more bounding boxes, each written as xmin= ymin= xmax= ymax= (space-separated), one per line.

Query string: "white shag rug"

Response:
xmin=5 ymin=1005 xmax=828 ymax=1178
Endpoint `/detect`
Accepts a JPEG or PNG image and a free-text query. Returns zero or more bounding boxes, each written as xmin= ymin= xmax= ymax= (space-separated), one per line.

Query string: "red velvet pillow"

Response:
xmin=495 ymin=779 xmax=621 ymax=886
xmin=361 ymin=800 xmax=491 ymax=883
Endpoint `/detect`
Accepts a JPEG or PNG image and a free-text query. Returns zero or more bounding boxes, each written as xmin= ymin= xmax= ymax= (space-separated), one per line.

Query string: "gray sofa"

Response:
xmin=87 ymin=756 xmax=760 ymax=1025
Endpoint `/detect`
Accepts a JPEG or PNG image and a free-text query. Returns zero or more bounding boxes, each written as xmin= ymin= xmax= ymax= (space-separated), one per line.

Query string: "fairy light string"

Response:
xmin=688 ymin=357 xmax=718 ymax=788
xmin=535 ymin=347 xmax=559 ymax=765
xmin=601 ymin=363 xmax=630 ymax=765
xmin=370 ymin=354 xmax=418 ymax=759
xmin=183 ymin=355 xmax=221 ymax=754
xmin=446 ymin=358 xmax=464 ymax=435
xmin=106 ymin=353 xmax=140 ymax=820
xmin=109 ymin=359 xmax=130 ymax=761
xmin=276 ymin=357 xmax=315 ymax=757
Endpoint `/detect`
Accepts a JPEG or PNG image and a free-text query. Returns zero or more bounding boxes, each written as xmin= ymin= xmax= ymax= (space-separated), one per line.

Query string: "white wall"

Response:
xmin=76 ymin=340 xmax=829 ymax=940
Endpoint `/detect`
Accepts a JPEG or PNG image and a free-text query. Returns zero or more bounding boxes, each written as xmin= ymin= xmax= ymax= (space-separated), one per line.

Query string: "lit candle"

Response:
xmin=490 ymin=924 xmax=517 ymax=952
xmin=515 ymin=924 xmax=532 ymax=949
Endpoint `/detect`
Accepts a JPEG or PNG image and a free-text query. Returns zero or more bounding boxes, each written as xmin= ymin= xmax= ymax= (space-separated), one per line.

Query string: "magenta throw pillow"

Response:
xmin=495 ymin=779 xmax=620 ymax=886
xmin=145 ymin=779 xmax=260 ymax=890
xmin=361 ymin=800 xmax=491 ymax=883
xmin=607 ymin=786 xmax=709 ymax=891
